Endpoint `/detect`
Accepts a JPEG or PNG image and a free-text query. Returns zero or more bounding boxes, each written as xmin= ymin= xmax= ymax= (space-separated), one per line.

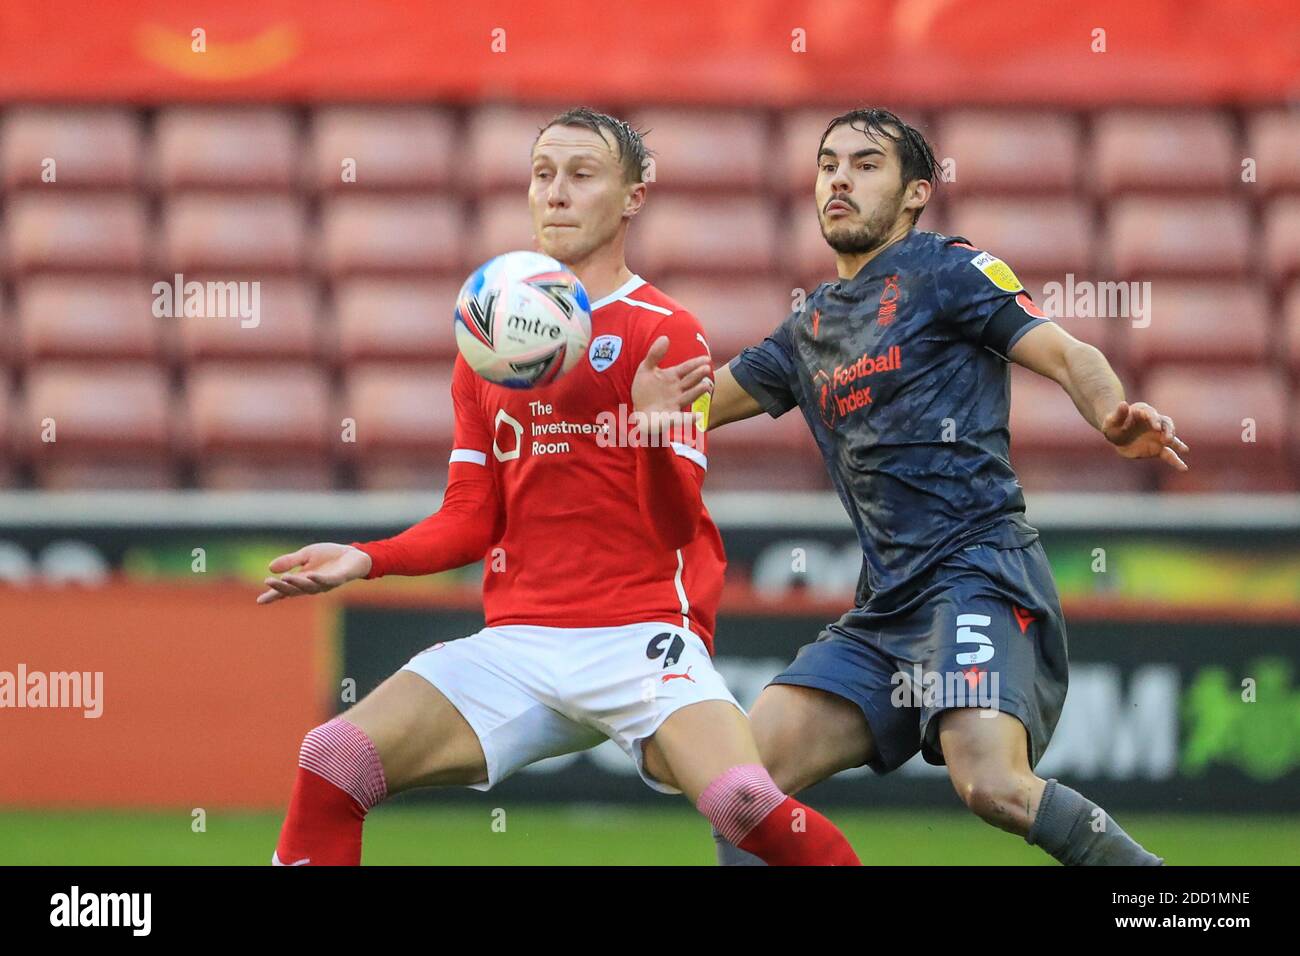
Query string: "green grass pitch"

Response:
xmin=2 ymin=807 xmax=1297 ymax=865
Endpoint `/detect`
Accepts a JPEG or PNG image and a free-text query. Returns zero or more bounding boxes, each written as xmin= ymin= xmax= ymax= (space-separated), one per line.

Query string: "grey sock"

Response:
xmin=712 ymin=826 xmax=767 ymax=866
xmin=1027 ymin=778 xmax=1163 ymax=866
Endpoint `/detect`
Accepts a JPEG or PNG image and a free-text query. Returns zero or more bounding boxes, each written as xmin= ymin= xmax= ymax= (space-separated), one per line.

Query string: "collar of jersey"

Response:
xmin=590 ymin=274 xmax=646 ymax=311
xmin=839 ymin=229 xmax=918 ymax=288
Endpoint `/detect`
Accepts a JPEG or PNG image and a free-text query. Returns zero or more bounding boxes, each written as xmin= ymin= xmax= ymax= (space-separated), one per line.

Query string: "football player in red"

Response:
xmin=259 ymin=108 xmax=859 ymax=866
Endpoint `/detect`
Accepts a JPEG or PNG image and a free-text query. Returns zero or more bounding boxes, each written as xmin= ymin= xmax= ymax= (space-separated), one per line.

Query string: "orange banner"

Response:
xmin=0 ymin=583 xmax=335 ymax=810
xmin=0 ymin=0 xmax=1296 ymax=105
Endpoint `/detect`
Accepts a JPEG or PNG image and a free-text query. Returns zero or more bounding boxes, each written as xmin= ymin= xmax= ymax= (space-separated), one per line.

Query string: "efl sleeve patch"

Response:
xmin=970 ymin=251 xmax=1024 ymax=293
xmin=691 ymin=391 xmax=712 ymax=431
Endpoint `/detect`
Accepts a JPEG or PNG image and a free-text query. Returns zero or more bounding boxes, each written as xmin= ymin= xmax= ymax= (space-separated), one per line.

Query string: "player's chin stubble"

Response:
xmin=821 ymin=190 xmax=906 ymax=256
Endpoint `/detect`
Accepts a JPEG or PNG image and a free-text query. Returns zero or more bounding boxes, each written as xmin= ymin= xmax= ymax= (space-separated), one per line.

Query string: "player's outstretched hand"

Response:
xmin=632 ymin=335 xmax=713 ymax=415
xmin=256 ymin=542 xmax=372 ymax=604
xmin=1101 ymin=400 xmax=1189 ymax=471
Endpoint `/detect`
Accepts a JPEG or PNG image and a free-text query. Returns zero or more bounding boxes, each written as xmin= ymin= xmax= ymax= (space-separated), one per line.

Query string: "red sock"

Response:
xmin=699 ymin=764 xmax=860 ymax=866
xmin=273 ymin=718 xmax=387 ymax=866
xmin=738 ymin=795 xmax=860 ymax=866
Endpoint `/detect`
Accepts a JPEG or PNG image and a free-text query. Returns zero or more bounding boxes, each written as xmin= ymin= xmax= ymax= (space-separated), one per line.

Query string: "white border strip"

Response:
xmin=0 ymin=492 xmax=1296 ymax=532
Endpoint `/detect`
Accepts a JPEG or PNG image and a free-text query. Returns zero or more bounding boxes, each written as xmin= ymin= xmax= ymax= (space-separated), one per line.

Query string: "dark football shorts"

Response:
xmin=769 ymin=539 xmax=1069 ymax=773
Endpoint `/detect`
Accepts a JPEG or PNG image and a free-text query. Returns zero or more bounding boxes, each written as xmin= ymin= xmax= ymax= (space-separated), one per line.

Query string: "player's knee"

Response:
xmin=298 ymin=717 xmax=389 ymax=810
xmin=697 ymin=764 xmax=787 ymax=842
xmin=950 ymin=767 xmax=1021 ymax=827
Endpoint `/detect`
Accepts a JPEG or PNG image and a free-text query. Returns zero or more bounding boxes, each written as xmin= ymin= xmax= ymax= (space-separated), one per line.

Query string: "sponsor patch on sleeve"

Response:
xmin=969 ymin=251 xmax=1024 ymax=293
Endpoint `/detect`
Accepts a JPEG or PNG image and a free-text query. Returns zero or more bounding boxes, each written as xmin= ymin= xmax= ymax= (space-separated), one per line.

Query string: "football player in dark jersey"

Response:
xmin=695 ymin=108 xmax=1185 ymax=865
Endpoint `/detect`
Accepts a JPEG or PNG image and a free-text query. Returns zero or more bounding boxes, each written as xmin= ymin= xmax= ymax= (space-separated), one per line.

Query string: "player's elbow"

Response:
xmin=1057 ymin=339 xmax=1107 ymax=387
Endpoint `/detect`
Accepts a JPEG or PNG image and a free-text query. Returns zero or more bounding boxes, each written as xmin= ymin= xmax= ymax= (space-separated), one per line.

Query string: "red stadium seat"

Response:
xmin=778 ymin=109 xmax=835 ymax=195
xmin=1105 ymin=198 xmax=1252 ymax=278
xmin=174 ymin=277 xmax=322 ymax=364
xmin=186 ymin=362 xmax=335 ymax=489
xmin=320 ymin=195 xmax=463 ymax=275
xmin=705 ymin=406 xmax=827 ymax=491
xmin=1009 ymin=367 xmax=1151 ymax=492
xmin=946 ymin=198 xmax=1094 ymax=275
xmin=1013 ymin=275 xmax=1117 ymax=355
xmin=469 ymin=195 xmax=538 ymax=265
xmin=309 ymin=106 xmax=458 ymax=191
xmin=1246 ymin=109 xmax=1300 ymax=196
xmin=1115 ymin=280 xmax=1268 ymax=369
xmin=155 ymin=108 xmax=300 ymax=190
xmin=786 ymin=199 xmax=837 ymax=287
xmin=659 ymin=277 xmax=793 ymax=361
xmin=1143 ymin=366 xmax=1292 ymax=492
xmin=1262 ymin=197 xmax=1300 ymax=284
xmin=0 ymin=296 xmax=13 ymax=372
xmin=335 ymin=279 xmax=461 ymax=364
xmin=162 ymin=195 xmax=306 ymax=273
xmin=16 ymin=277 xmax=162 ymax=363
xmin=0 ymin=374 xmax=14 ymax=487
xmin=637 ymin=196 xmax=778 ymax=275
xmin=1093 ymin=110 xmax=1236 ymax=194
xmin=22 ymin=363 xmax=176 ymax=488
xmin=465 ymin=104 xmax=574 ymax=192
xmin=1 ymin=107 xmax=143 ymax=190
xmin=1285 ymin=282 xmax=1300 ymax=374
xmin=628 ymin=108 xmax=768 ymax=191
xmin=937 ymin=110 xmax=1082 ymax=194
xmin=340 ymin=362 xmax=456 ymax=489
xmin=5 ymin=194 xmax=148 ymax=273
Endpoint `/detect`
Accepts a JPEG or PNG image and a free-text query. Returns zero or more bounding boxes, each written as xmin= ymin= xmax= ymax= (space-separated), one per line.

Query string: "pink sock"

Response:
xmin=697 ymin=764 xmax=860 ymax=866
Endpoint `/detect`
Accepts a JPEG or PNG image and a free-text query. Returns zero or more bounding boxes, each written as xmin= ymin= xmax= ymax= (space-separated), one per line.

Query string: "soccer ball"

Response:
xmin=453 ymin=251 xmax=592 ymax=389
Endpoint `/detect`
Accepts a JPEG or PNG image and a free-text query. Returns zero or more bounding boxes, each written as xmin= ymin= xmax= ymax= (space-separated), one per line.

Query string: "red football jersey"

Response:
xmin=449 ymin=274 xmax=725 ymax=648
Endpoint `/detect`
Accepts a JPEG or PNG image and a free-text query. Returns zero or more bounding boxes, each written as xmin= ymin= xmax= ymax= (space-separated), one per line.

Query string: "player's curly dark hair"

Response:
xmin=820 ymin=108 xmax=941 ymax=223
xmin=536 ymin=107 xmax=653 ymax=185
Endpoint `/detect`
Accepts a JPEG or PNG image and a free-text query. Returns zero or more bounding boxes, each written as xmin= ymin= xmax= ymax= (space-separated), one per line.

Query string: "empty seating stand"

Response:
xmin=0 ymin=102 xmax=1293 ymax=493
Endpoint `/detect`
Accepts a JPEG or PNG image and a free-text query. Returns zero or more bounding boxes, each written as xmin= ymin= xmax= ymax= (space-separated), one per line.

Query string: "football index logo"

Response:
xmin=588 ymin=334 xmax=622 ymax=372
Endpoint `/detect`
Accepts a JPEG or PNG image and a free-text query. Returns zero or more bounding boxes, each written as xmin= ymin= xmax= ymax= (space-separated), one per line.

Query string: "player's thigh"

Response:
xmin=748 ymin=683 xmax=877 ymax=794
xmin=343 ymin=669 xmax=487 ymax=793
xmin=641 ymin=699 xmax=760 ymax=802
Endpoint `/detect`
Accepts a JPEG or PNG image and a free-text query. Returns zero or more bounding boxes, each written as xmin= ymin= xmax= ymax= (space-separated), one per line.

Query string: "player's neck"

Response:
xmin=564 ymin=247 xmax=634 ymax=305
xmin=835 ymin=222 xmax=914 ymax=280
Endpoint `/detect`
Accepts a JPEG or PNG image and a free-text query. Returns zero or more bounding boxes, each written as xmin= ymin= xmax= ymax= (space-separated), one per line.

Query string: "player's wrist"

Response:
xmin=347 ymin=542 xmax=378 ymax=579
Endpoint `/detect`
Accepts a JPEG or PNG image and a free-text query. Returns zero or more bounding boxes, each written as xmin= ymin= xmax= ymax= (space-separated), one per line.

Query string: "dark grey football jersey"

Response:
xmin=729 ymin=229 xmax=1051 ymax=612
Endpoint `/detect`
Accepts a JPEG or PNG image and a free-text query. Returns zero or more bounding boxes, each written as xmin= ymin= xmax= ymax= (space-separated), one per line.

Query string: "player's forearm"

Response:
xmin=706 ymin=365 xmax=764 ymax=430
xmin=352 ymin=470 xmax=501 ymax=578
xmin=635 ymin=442 xmax=704 ymax=552
xmin=1055 ymin=340 xmax=1126 ymax=433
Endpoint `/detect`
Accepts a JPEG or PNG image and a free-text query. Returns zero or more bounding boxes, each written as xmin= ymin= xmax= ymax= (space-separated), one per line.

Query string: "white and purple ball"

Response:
xmin=453 ymin=251 xmax=592 ymax=389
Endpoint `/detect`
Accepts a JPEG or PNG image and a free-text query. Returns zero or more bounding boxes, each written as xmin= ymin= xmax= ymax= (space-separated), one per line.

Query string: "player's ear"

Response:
xmin=903 ymin=178 xmax=931 ymax=218
xmin=623 ymin=181 xmax=647 ymax=220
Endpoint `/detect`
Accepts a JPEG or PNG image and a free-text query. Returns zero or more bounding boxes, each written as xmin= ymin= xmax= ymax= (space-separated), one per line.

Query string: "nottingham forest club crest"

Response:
xmin=588 ymin=334 xmax=623 ymax=372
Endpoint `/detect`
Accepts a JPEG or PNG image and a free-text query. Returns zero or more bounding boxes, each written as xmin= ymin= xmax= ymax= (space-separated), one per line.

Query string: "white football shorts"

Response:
xmin=400 ymin=621 xmax=742 ymax=794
